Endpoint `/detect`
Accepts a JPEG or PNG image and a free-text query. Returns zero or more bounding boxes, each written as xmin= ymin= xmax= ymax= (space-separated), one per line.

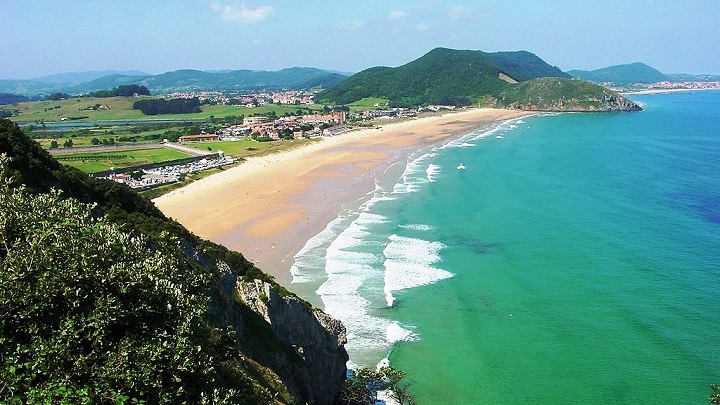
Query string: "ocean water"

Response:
xmin=290 ymin=91 xmax=720 ymax=404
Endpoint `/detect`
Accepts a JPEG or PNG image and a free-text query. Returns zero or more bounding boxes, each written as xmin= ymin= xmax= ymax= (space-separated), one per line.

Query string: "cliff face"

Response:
xmin=238 ymin=280 xmax=349 ymax=405
xmin=0 ymin=118 xmax=349 ymax=404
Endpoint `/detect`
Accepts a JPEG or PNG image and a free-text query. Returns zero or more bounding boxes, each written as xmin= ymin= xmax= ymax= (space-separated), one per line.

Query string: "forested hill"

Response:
xmin=314 ymin=47 xmax=570 ymax=107
xmin=567 ymin=62 xmax=670 ymax=84
xmin=0 ymin=119 xmax=348 ymax=404
xmin=315 ymin=47 xmax=642 ymax=112
xmin=0 ymin=67 xmax=347 ymax=96
xmin=132 ymin=67 xmax=347 ymax=94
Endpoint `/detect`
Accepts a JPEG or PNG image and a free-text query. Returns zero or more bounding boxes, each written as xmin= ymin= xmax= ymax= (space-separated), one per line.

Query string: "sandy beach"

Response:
xmin=153 ymin=108 xmax=528 ymax=286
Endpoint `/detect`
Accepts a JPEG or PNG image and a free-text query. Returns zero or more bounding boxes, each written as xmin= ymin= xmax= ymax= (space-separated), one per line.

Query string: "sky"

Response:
xmin=2 ymin=0 xmax=719 ymax=80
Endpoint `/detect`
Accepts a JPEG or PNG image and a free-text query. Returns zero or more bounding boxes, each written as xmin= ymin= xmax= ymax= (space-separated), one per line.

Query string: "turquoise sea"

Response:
xmin=290 ymin=91 xmax=720 ymax=404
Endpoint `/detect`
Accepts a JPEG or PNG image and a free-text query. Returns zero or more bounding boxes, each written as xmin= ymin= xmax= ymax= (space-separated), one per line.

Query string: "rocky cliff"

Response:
xmin=237 ymin=280 xmax=349 ymax=405
xmin=0 ymin=118 xmax=349 ymax=404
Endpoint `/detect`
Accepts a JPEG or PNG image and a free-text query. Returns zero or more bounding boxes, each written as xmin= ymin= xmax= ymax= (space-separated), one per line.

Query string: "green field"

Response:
xmin=184 ymin=138 xmax=318 ymax=158
xmin=57 ymin=148 xmax=191 ymax=173
xmin=348 ymin=97 xmax=390 ymax=112
xmin=7 ymin=96 xmax=326 ymax=122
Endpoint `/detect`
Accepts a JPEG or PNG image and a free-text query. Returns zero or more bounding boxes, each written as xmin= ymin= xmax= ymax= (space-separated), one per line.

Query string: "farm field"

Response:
xmin=184 ymin=138 xmax=318 ymax=158
xmin=57 ymin=147 xmax=191 ymax=173
xmin=5 ymin=96 xmax=324 ymax=122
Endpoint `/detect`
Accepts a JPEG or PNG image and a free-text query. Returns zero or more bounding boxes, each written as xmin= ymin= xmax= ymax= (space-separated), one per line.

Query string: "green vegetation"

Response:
xmin=88 ymin=84 xmax=150 ymax=98
xmin=133 ymin=98 xmax=201 ymax=115
xmin=567 ymin=62 xmax=669 ymax=85
xmin=0 ymin=171 xmax=263 ymax=403
xmin=347 ymin=97 xmax=390 ymax=113
xmin=56 ymin=148 xmax=191 ymax=173
xmin=317 ymin=48 xmax=641 ymax=112
xmin=0 ymin=67 xmax=346 ymax=97
xmin=184 ymin=138 xmax=316 ymax=158
xmin=0 ymin=117 xmax=346 ymax=404
xmin=496 ymin=77 xmax=642 ymax=111
xmin=711 ymin=384 xmax=720 ymax=404
xmin=0 ymin=93 xmax=29 ymax=104
xmin=337 ymin=366 xmax=415 ymax=405
xmin=316 ymin=47 xmax=569 ymax=107
xmin=7 ymin=95 xmax=322 ymax=122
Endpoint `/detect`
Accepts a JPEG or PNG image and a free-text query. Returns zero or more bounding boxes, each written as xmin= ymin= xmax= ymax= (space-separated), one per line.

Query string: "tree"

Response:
xmin=710 ymin=384 xmax=720 ymax=404
xmin=62 ymin=138 xmax=73 ymax=148
xmin=49 ymin=139 xmax=58 ymax=148
xmin=46 ymin=92 xmax=69 ymax=101
xmin=0 ymin=155 xmax=265 ymax=404
xmin=91 ymin=137 xmax=100 ymax=145
xmin=337 ymin=366 xmax=415 ymax=405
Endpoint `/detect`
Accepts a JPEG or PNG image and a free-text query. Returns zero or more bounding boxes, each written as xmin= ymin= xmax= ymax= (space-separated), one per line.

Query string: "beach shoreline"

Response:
xmin=622 ymin=87 xmax=720 ymax=95
xmin=153 ymin=108 xmax=529 ymax=286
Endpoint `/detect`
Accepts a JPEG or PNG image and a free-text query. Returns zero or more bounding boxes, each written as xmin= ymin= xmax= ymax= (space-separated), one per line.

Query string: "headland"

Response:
xmin=153 ymin=108 xmax=528 ymax=285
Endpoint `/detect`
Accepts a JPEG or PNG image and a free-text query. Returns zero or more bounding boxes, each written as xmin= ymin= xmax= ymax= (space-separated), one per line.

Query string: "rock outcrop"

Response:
xmin=237 ymin=280 xmax=349 ymax=405
xmin=496 ymin=77 xmax=643 ymax=112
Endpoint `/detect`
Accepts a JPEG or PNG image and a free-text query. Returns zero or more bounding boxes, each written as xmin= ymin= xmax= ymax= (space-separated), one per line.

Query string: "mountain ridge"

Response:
xmin=567 ymin=62 xmax=670 ymax=84
xmin=315 ymin=47 xmax=570 ymax=107
xmin=316 ymin=47 xmax=641 ymax=112
xmin=0 ymin=67 xmax=348 ymax=97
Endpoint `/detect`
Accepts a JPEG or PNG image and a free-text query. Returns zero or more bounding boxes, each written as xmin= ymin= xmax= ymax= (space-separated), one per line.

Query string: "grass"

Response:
xmin=183 ymin=138 xmax=315 ymax=158
xmin=349 ymin=97 xmax=390 ymax=108
xmin=57 ymin=148 xmax=191 ymax=173
xmin=8 ymin=96 xmax=326 ymax=122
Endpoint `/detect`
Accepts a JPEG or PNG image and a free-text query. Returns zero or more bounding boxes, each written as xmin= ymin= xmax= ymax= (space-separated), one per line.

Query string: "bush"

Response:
xmin=0 ymin=156 xmax=263 ymax=404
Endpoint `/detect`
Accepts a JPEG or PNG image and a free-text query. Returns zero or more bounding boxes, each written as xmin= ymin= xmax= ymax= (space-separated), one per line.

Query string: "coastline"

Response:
xmin=622 ymin=87 xmax=720 ymax=95
xmin=153 ymin=108 xmax=529 ymax=286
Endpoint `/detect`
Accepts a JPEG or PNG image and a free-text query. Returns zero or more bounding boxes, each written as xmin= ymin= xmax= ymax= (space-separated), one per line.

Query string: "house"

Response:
xmin=243 ymin=116 xmax=270 ymax=125
xmin=178 ymin=134 xmax=220 ymax=143
xmin=301 ymin=111 xmax=346 ymax=124
xmin=323 ymin=125 xmax=351 ymax=136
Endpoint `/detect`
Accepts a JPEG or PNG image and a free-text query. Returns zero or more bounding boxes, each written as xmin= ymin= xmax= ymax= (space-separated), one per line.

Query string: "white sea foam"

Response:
xmin=383 ymin=234 xmax=453 ymax=307
xmin=425 ymin=163 xmax=441 ymax=182
xmin=386 ymin=321 xmax=419 ymax=343
xmin=291 ymin=215 xmax=351 ymax=283
xmin=399 ymin=223 xmax=435 ymax=231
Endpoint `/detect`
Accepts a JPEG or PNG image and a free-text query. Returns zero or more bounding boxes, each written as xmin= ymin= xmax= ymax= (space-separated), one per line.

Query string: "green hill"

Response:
xmin=315 ymin=47 xmax=570 ymax=107
xmin=3 ymin=68 xmax=347 ymax=97
xmin=65 ymin=74 xmax=153 ymax=94
xmin=0 ymin=118 xmax=348 ymax=404
xmin=316 ymin=48 xmax=641 ymax=112
xmin=137 ymin=67 xmax=346 ymax=93
xmin=496 ymin=77 xmax=642 ymax=112
xmin=0 ymin=79 xmax=64 ymax=97
xmin=567 ymin=62 xmax=669 ymax=84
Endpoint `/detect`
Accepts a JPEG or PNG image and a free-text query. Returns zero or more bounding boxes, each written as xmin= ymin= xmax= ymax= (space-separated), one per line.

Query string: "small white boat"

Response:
xmin=456 ymin=163 xmax=466 ymax=170
xmin=496 ymin=135 xmax=504 ymax=139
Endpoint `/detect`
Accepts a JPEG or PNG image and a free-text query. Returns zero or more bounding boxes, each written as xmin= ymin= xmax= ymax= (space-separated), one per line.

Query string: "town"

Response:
xmin=93 ymin=90 xmax=458 ymax=190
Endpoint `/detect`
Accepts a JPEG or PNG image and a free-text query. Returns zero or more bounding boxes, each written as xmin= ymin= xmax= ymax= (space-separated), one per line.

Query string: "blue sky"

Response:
xmin=2 ymin=1 xmax=719 ymax=79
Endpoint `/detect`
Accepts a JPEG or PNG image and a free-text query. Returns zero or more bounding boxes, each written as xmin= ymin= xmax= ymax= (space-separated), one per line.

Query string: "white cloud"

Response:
xmin=414 ymin=22 xmax=431 ymax=31
xmin=388 ymin=11 xmax=407 ymax=21
xmin=211 ymin=2 xmax=273 ymax=23
xmin=447 ymin=6 xmax=473 ymax=20
xmin=334 ymin=20 xmax=366 ymax=31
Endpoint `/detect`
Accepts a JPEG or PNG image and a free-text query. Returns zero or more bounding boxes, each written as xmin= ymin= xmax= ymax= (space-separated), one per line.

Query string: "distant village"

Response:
xmin=609 ymin=81 xmax=720 ymax=93
xmin=167 ymin=90 xmax=455 ymax=142
xmin=97 ymin=90 xmax=458 ymax=189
